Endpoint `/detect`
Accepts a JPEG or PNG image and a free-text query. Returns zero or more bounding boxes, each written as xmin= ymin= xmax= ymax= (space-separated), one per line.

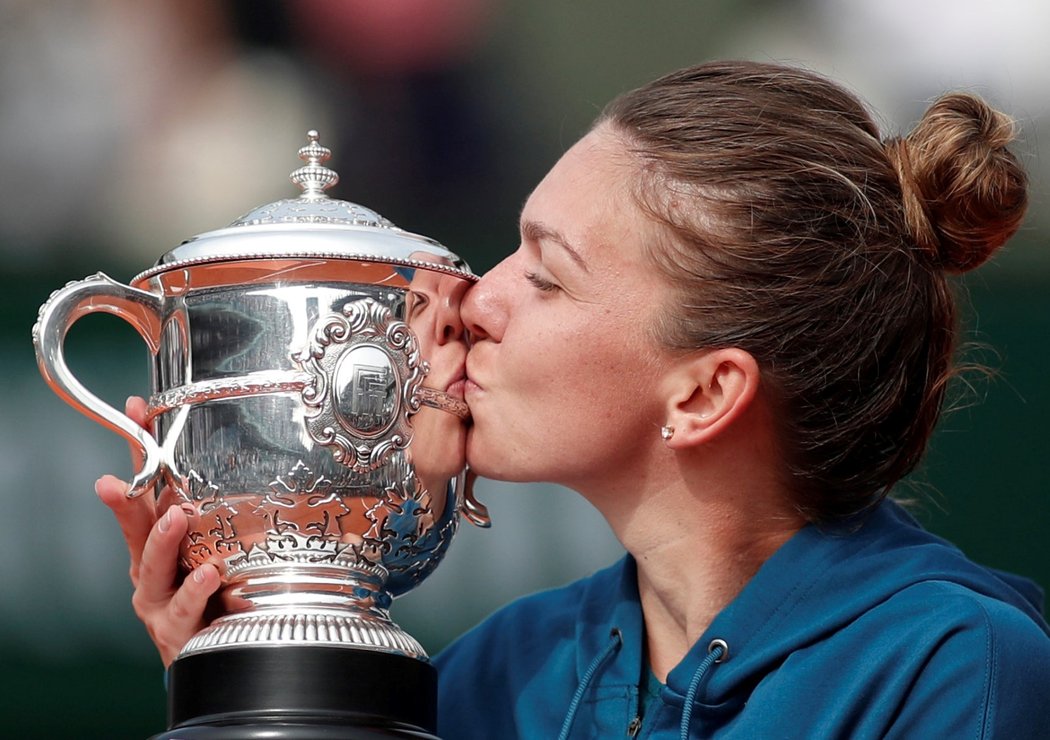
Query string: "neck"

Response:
xmin=634 ymin=495 xmax=801 ymax=681
xmin=586 ymin=440 xmax=804 ymax=682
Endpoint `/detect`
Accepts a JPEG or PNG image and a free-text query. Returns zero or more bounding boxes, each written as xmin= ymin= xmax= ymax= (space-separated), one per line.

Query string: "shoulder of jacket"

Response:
xmin=889 ymin=580 xmax=1047 ymax=632
xmin=435 ymin=566 xmax=610 ymax=667
xmin=891 ymin=580 xmax=1050 ymax=737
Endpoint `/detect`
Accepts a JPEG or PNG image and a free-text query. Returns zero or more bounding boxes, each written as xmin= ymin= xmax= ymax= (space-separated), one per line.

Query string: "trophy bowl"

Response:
xmin=33 ymin=132 xmax=489 ymax=738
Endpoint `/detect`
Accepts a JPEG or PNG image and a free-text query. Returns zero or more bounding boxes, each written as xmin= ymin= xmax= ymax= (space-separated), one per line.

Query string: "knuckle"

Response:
xmin=130 ymin=590 xmax=149 ymax=619
xmin=168 ymin=598 xmax=189 ymax=621
xmin=169 ymin=587 xmax=199 ymax=622
xmin=146 ymin=626 xmax=175 ymax=656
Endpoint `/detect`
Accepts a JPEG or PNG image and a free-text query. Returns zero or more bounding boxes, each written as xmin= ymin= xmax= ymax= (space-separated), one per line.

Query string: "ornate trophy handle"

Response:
xmin=462 ymin=468 xmax=491 ymax=528
xmin=33 ymin=272 xmax=165 ymax=497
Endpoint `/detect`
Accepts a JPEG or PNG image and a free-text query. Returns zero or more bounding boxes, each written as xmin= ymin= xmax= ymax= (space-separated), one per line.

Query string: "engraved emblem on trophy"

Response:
xmin=33 ymin=132 xmax=489 ymax=739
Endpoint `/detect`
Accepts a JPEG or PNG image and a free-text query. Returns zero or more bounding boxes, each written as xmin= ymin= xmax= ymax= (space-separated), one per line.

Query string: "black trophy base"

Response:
xmin=152 ymin=645 xmax=439 ymax=739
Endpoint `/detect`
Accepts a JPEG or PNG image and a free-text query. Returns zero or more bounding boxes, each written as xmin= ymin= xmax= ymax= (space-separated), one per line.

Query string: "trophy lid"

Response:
xmin=132 ymin=130 xmax=475 ymax=285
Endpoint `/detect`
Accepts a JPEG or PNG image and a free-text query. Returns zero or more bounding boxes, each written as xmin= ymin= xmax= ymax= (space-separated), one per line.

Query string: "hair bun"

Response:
xmin=885 ymin=93 xmax=1028 ymax=273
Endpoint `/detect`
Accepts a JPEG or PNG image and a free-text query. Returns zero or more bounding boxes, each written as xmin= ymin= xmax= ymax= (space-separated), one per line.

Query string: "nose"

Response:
xmin=435 ymin=292 xmax=465 ymax=345
xmin=462 ymin=257 xmax=511 ymax=343
xmin=439 ymin=319 xmax=461 ymax=344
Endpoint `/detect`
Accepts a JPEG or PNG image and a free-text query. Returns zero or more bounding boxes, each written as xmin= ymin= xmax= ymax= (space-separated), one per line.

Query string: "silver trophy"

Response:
xmin=33 ymin=132 xmax=489 ymax=739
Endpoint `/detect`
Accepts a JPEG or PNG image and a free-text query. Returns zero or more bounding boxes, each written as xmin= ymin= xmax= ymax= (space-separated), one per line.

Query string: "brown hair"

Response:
xmin=599 ymin=61 xmax=1027 ymax=523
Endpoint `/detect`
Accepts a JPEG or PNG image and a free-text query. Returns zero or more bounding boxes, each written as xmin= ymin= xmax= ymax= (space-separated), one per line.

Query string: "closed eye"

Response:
xmin=524 ymin=271 xmax=559 ymax=292
xmin=408 ymin=290 xmax=430 ymax=316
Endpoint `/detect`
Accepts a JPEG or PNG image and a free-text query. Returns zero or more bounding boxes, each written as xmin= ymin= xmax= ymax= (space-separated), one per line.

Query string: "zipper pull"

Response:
xmin=627 ymin=716 xmax=642 ymax=737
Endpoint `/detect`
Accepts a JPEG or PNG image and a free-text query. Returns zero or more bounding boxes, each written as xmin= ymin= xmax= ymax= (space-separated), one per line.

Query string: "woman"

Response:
xmin=98 ymin=61 xmax=1050 ymax=738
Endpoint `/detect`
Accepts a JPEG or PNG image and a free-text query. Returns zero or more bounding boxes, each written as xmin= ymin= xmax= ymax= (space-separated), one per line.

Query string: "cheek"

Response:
xmin=516 ymin=304 xmax=656 ymax=403
xmin=470 ymin=329 xmax=661 ymax=480
xmin=465 ymin=262 xmax=670 ymax=473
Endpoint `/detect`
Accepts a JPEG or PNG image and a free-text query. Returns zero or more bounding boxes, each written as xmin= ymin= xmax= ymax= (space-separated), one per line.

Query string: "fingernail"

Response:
xmin=193 ymin=567 xmax=207 ymax=584
xmin=93 ymin=479 xmax=103 ymax=496
xmin=158 ymin=507 xmax=172 ymax=533
xmin=179 ymin=503 xmax=197 ymax=518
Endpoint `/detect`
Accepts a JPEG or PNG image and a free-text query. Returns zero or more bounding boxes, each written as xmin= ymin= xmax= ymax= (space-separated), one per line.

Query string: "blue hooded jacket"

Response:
xmin=434 ymin=501 xmax=1050 ymax=738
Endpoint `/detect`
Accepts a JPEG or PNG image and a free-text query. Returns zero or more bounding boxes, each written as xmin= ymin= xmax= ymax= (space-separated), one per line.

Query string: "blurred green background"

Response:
xmin=2 ymin=1 xmax=1048 ymax=736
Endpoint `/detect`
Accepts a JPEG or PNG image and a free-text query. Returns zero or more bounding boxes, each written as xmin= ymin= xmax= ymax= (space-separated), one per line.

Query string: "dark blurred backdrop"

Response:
xmin=2 ymin=1 xmax=1048 ymax=736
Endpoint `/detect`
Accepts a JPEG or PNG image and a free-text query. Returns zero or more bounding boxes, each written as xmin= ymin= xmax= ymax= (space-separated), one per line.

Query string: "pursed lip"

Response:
xmin=446 ymin=377 xmax=467 ymax=399
xmin=464 ymin=356 xmax=484 ymax=393
xmin=443 ymin=360 xmax=468 ymax=398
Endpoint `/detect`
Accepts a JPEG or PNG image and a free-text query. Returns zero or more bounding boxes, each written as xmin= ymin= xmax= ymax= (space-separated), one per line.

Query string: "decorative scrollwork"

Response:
xmin=295 ymin=297 xmax=425 ymax=473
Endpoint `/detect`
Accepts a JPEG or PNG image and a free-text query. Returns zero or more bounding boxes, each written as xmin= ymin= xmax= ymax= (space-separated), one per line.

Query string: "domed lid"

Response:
xmin=132 ymin=130 xmax=475 ymax=284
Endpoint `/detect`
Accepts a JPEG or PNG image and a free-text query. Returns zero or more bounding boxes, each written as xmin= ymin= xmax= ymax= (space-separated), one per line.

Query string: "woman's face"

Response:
xmin=462 ymin=125 xmax=676 ymax=494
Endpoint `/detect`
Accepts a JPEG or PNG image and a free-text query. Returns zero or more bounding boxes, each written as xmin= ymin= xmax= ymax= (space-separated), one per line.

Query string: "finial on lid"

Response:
xmin=290 ymin=130 xmax=339 ymax=198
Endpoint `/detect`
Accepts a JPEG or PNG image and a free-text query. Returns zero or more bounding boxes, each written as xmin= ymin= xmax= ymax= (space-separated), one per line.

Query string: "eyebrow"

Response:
xmin=520 ymin=219 xmax=590 ymax=273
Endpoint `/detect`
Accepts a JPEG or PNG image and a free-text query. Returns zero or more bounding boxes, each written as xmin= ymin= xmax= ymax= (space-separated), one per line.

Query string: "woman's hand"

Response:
xmin=94 ymin=396 xmax=221 ymax=667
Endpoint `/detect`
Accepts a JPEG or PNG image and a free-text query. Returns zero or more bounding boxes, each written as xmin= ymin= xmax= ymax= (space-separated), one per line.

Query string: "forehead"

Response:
xmin=526 ymin=127 xmax=629 ymax=207
xmin=521 ymin=127 xmax=656 ymax=264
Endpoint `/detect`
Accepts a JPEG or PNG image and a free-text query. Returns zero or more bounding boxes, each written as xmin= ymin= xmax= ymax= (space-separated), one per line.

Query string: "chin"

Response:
xmin=465 ymin=431 xmax=507 ymax=480
xmin=466 ymin=423 xmax=559 ymax=483
xmin=464 ymin=448 xmax=534 ymax=484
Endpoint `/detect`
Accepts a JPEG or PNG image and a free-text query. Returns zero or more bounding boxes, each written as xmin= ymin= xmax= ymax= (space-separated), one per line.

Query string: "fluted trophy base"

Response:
xmin=152 ymin=646 xmax=439 ymax=739
xmin=182 ymin=608 xmax=427 ymax=659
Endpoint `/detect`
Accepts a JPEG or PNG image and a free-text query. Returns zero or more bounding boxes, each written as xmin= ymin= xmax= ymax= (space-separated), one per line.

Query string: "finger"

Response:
xmin=96 ymin=474 xmax=157 ymax=584
xmin=124 ymin=396 xmax=149 ymax=472
xmin=134 ymin=504 xmax=188 ymax=605
xmin=155 ymin=563 xmax=221 ymax=667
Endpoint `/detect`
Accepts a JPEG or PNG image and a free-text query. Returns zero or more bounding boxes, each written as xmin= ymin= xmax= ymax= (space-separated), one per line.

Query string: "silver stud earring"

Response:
xmin=660 ymin=425 xmax=675 ymax=441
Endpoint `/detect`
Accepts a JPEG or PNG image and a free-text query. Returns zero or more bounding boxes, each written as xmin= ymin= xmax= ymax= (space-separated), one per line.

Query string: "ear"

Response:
xmin=661 ymin=348 xmax=761 ymax=449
